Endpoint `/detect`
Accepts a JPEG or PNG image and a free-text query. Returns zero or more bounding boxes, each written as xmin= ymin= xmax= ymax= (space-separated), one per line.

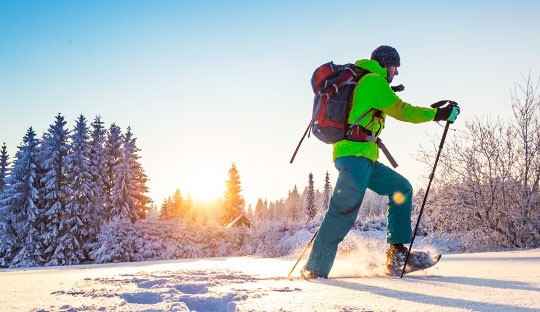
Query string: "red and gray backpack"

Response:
xmin=290 ymin=61 xmax=399 ymax=167
xmin=310 ymin=62 xmax=372 ymax=143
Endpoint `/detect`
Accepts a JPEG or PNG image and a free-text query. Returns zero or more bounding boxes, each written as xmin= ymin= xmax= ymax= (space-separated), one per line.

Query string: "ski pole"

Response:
xmin=400 ymin=101 xmax=457 ymax=278
xmin=288 ymin=229 xmax=319 ymax=277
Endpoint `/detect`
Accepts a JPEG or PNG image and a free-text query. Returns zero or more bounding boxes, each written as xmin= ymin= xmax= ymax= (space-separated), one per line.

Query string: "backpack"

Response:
xmin=289 ymin=62 xmax=371 ymax=163
xmin=290 ymin=61 xmax=399 ymax=167
xmin=311 ymin=62 xmax=371 ymax=143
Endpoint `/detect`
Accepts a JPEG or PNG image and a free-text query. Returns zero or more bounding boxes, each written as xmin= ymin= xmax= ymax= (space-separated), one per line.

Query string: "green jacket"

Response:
xmin=333 ymin=59 xmax=436 ymax=161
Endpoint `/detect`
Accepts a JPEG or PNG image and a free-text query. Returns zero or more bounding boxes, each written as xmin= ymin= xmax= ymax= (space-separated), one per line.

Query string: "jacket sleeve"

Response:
xmin=358 ymin=74 xmax=436 ymax=123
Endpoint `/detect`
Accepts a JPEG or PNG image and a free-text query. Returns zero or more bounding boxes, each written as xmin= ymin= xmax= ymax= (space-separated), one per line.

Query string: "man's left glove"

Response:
xmin=434 ymin=105 xmax=460 ymax=122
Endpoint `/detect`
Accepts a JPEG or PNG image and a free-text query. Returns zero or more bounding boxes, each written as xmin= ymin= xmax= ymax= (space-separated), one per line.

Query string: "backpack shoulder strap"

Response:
xmin=350 ymin=108 xmax=374 ymax=127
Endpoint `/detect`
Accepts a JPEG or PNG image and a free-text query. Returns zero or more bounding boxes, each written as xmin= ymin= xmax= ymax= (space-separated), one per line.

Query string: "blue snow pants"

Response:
xmin=304 ymin=156 xmax=413 ymax=277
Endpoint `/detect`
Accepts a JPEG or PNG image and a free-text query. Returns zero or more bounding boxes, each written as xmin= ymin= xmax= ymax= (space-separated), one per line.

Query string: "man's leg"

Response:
xmin=304 ymin=156 xmax=372 ymax=277
xmin=367 ymin=161 xmax=413 ymax=244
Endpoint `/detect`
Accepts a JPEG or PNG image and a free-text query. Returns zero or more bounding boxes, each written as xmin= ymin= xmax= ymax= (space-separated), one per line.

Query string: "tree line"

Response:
xmin=0 ymin=114 xmax=150 ymax=267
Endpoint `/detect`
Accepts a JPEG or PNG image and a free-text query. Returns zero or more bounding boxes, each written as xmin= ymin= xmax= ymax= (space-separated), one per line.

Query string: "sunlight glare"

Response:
xmin=181 ymin=167 xmax=223 ymax=202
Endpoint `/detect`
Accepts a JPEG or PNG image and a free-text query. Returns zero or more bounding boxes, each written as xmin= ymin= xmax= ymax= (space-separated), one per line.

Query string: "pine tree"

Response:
xmin=1 ymin=128 xmax=43 ymax=267
xmin=160 ymin=196 xmax=173 ymax=220
xmin=88 ymin=116 xmax=108 ymax=227
xmin=111 ymin=127 xmax=149 ymax=222
xmin=104 ymin=123 xmax=122 ymax=221
xmin=255 ymin=198 xmax=265 ymax=216
xmin=323 ymin=171 xmax=331 ymax=211
xmin=0 ymin=143 xmax=9 ymax=193
xmin=40 ymin=114 xmax=72 ymax=266
xmin=170 ymin=188 xmax=184 ymax=220
xmin=306 ymin=173 xmax=316 ymax=220
xmin=222 ymin=163 xmax=245 ymax=224
xmin=63 ymin=115 xmax=92 ymax=263
xmin=184 ymin=193 xmax=194 ymax=222
xmin=124 ymin=127 xmax=150 ymax=219
xmin=286 ymin=185 xmax=301 ymax=221
xmin=0 ymin=143 xmax=8 ymax=266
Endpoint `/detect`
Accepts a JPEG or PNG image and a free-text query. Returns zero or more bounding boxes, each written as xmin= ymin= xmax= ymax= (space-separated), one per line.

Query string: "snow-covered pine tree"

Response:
xmin=111 ymin=127 xmax=149 ymax=222
xmin=110 ymin=131 xmax=137 ymax=222
xmin=88 ymin=116 xmax=108 ymax=228
xmin=63 ymin=115 xmax=93 ymax=264
xmin=222 ymin=163 xmax=245 ymax=224
xmin=0 ymin=143 xmax=9 ymax=193
xmin=323 ymin=171 xmax=331 ymax=211
xmin=267 ymin=201 xmax=276 ymax=218
xmin=254 ymin=198 xmax=266 ymax=220
xmin=0 ymin=143 xmax=8 ymax=266
xmin=1 ymin=128 xmax=44 ymax=267
xmin=285 ymin=185 xmax=301 ymax=222
xmin=40 ymin=114 xmax=72 ymax=266
xmin=89 ymin=216 xmax=137 ymax=263
xmin=124 ymin=127 xmax=150 ymax=219
xmin=104 ymin=123 xmax=122 ymax=221
xmin=306 ymin=173 xmax=316 ymax=220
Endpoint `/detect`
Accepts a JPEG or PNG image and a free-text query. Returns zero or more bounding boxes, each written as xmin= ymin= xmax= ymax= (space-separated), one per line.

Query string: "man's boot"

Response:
xmin=385 ymin=243 xmax=408 ymax=276
xmin=300 ymin=267 xmax=328 ymax=279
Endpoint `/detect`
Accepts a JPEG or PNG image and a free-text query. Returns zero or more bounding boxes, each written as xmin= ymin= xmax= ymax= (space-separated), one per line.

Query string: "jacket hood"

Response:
xmin=355 ymin=59 xmax=387 ymax=78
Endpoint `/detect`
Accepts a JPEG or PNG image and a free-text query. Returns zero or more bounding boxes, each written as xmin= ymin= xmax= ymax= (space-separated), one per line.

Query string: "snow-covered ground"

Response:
xmin=1 ymin=248 xmax=539 ymax=312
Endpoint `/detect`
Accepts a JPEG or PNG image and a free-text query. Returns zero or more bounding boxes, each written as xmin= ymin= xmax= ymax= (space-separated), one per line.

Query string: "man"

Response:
xmin=302 ymin=45 xmax=460 ymax=278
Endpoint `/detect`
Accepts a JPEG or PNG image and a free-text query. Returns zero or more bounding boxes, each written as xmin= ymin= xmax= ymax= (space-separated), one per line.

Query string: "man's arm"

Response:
xmin=359 ymin=75 xmax=436 ymax=123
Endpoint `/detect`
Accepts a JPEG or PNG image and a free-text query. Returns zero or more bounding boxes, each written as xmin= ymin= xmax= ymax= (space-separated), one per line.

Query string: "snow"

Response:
xmin=1 ymin=248 xmax=539 ymax=311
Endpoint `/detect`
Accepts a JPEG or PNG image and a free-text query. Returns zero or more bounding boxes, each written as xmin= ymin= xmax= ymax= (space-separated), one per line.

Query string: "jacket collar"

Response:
xmin=354 ymin=59 xmax=387 ymax=78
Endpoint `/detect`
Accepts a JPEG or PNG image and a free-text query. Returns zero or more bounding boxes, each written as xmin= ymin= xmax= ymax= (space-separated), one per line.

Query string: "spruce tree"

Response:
xmin=0 ymin=143 xmax=8 ymax=266
xmin=40 ymin=114 xmax=72 ymax=266
xmin=286 ymin=185 xmax=301 ymax=221
xmin=88 ymin=116 xmax=108 ymax=227
xmin=306 ymin=173 xmax=316 ymax=220
xmin=184 ymin=193 xmax=194 ymax=222
xmin=63 ymin=115 xmax=92 ymax=263
xmin=104 ymin=123 xmax=122 ymax=221
xmin=323 ymin=171 xmax=331 ymax=210
xmin=111 ymin=127 xmax=150 ymax=222
xmin=0 ymin=143 xmax=9 ymax=193
xmin=255 ymin=198 xmax=265 ymax=216
xmin=1 ymin=128 xmax=43 ymax=267
xmin=222 ymin=163 xmax=245 ymax=224
xmin=124 ymin=127 xmax=150 ymax=219
xmin=160 ymin=196 xmax=173 ymax=220
xmin=170 ymin=188 xmax=183 ymax=220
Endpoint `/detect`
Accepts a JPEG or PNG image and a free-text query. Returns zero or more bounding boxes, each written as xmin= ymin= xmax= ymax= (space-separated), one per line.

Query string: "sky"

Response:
xmin=1 ymin=0 xmax=540 ymax=207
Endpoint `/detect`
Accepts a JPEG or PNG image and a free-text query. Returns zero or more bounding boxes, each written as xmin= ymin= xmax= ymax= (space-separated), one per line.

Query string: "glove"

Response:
xmin=434 ymin=105 xmax=460 ymax=122
xmin=391 ymin=84 xmax=405 ymax=92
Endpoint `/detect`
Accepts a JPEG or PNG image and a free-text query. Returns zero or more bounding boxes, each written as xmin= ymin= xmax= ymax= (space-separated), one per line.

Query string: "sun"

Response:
xmin=182 ymin=168 xmax=223 ymax=202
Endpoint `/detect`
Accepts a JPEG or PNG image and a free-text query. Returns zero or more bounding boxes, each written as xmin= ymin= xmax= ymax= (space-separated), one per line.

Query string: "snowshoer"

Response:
xmin=302 ymin=45 xmax=460 ymax=278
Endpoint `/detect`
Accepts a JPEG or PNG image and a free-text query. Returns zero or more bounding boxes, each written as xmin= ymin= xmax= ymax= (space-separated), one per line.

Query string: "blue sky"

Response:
xmin=1 ymin=1 xmax=539 ymax=206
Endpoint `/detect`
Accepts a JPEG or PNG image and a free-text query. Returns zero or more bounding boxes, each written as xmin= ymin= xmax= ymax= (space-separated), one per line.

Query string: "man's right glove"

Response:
xmin=434 ymin=105 xmax=460 ymax=122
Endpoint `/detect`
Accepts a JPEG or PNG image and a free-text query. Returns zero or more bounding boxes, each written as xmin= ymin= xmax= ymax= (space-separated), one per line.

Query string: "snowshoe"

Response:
xmin=300 ymin=267 xmax=328 ymax=279
xmin=385 ymin=244 xmax=441 ymax=276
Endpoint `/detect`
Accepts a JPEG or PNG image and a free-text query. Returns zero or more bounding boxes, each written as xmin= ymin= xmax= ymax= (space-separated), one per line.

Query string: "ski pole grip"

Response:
xmin=431 ymin=100 xmax=458 ymax=109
